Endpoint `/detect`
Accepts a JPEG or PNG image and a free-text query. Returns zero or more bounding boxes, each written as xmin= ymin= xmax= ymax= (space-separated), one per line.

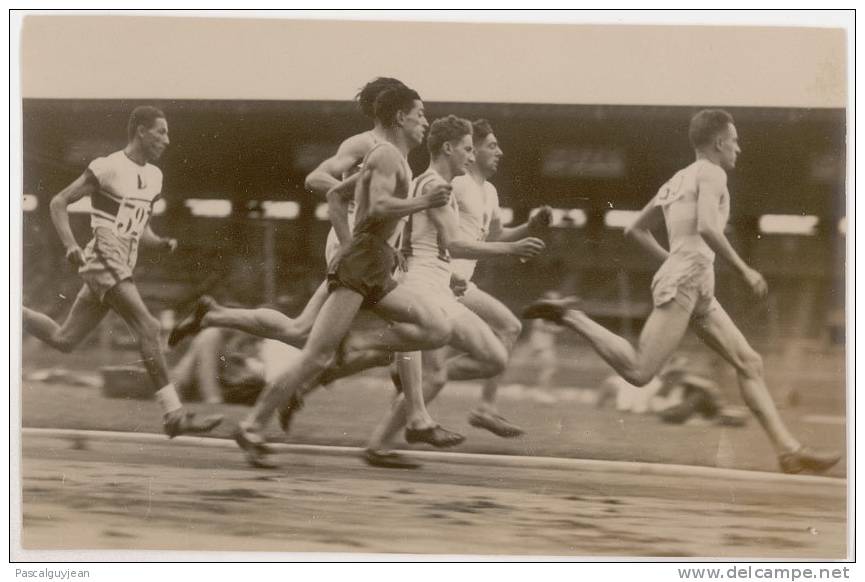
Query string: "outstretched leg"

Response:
xmin=557 ymin=302 xmax=692 ymax=387
xmin=171 ymin=282 xmax=330 ymax=348
xmin=22 ymin=285 xmax=109 ymax=353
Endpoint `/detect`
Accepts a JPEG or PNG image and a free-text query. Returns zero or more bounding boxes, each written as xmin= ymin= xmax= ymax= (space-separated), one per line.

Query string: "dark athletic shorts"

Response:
xmin=327 ymin=233 xmax=398 ymax=306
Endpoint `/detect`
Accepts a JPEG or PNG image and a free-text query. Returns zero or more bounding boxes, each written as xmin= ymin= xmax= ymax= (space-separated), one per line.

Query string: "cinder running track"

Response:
xmin=18 ymin=429 xmax=847 ymax=559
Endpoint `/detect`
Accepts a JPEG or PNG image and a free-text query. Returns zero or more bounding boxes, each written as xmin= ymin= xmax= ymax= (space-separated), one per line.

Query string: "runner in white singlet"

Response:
xmin=22 ymin=106 xmax=223 ymax=438
xmin=523 ymin=109 xmax=840 ymax=475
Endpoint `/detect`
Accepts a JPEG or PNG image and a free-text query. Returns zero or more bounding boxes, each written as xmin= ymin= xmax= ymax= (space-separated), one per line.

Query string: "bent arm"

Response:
xmin=49 ymin=171 xmax=98 ymax=250
xmin=366 ymin=150 xmax=430 ymax=219
xmin=326 ymin=174 xmax=361 ymax=245
xmin=695 ymin=166 xmax=749 ymax=276
xmin=624 ymin=200 xmax=669 ymax=264
xmin=304 ymin=134 xmax=371 ymax=196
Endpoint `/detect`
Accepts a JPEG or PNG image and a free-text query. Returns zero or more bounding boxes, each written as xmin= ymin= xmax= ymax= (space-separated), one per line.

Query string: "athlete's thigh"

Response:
xmin=103 ymin=280 xmax=155 ymax=327
xmin=422 ymin=346 xmax=448 ymax=375
xmin=690 ymin=300 xmax=754 ymax=368
xmin=373 ymin=284 xmax=442 ymax=325
xmin=304 ymin=288 xmax=365 ymax=355
xmin=635 ymin=300 xmax=693 ymax=373
xmin=58 ymin=285 xmax=110 ymax=341
xmin=461 ymin=286 xmax=519 ymax=336
xmin=449 ymin=304 xmax=507 ymax=361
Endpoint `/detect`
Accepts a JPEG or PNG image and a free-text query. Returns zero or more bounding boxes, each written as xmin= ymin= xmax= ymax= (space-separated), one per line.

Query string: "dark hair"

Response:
xmin=127 ymin=106 xmax=166 ymax=142
xmin=427 ymin=115 xmax=473 ymax=155
xmin=356 ymin=77 xmax=407 ymax=118
xmin=688 ymin=109 xmax=734 ymax=150
xmin=373 ymin=85 xmax=421 ymax=127
xmin=472 ymin=118 xmax=494 ymax=144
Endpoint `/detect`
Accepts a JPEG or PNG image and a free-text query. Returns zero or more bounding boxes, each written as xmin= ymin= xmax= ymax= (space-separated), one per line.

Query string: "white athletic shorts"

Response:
xmin=651 ymin=253 xmax=718 ymax=319
xmin=397 ymin=259 xmax=464 ymax=320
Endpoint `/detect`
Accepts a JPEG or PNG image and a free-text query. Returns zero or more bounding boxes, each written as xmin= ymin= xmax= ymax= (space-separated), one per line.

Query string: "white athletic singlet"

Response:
xmin=449 ymin=174 xmax=501 ymax=281
xmin=652 ymin=159 xmax=730 ymax=262
xmin=397 ymin=169 xmax=461 ymax=303
xmin=649 ymin=159 xmax=729 ymax=316
xmin=87 ymin=150 xmax=163 ymax=242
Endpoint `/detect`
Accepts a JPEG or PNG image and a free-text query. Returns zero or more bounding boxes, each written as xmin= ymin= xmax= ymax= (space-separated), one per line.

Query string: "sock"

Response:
xmin=156 ymin=384 xmax=182 ymax=415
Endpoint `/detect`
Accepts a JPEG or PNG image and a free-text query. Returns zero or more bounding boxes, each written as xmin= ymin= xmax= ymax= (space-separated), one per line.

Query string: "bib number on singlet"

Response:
xmin=655 ymin=173 xmax=685 ymax=206
xmin=114 ymin=200 xmax=150 ymax=237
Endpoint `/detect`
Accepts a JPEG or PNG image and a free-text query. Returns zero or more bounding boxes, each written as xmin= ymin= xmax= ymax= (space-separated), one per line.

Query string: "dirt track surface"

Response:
xmin=20 ymin=432 xmax=846 ymax=558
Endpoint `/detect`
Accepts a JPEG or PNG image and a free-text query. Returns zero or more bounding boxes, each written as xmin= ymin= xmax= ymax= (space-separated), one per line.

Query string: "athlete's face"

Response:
xmin=474 ymin=132 xmax=503 ymax=177
xmin=448 ymin=134 xmax=476 ymax=177
xmin=716 ymin=123 xmax=741 ymax=170
xmin=140 ymin=117 xmax=170 ymax=162
xmin=399 ymin=100 xmax=429 ymax=147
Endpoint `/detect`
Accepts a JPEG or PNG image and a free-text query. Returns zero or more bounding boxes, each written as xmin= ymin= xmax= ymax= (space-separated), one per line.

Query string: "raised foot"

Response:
xmin=168 ymin=296 xmax=217 ymax=347
xmin=521 ymin=296 xmax=580 ymax=323
xmin=468 ymin=410 xmax=525 ymax=438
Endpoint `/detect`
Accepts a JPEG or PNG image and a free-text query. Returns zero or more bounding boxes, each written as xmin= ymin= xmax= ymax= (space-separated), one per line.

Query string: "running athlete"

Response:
xmin=363 ymin=119 xmax=551 ymax=467
xmin=444 ymin=119 xmax=551 ymax=434
xmin=523 ymin=109 xmax=840 ymax=475
xmin=233 ymin=86 xmax=463 ymax=466
xmin=363 ymin=115 xmax=522 ymax=467
xmin=168 ymin=77 xmax=408 ymax=349
xmin=22 ymin=106 xmax=223 ymax=437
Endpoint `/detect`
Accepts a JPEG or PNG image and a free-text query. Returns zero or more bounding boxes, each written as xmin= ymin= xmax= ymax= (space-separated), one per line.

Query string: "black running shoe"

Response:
xmin=521 ymin=296 xmax=580 ymax=323
xmin=168 ymin=296 xmax=216 ymax=347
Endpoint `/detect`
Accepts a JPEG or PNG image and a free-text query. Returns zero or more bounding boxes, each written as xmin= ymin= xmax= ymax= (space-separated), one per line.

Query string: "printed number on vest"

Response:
xmin=115 ymin=201 xmax=150 ymax=237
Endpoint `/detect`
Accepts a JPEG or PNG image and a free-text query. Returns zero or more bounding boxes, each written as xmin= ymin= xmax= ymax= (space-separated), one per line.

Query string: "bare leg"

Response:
xmin=22 ymin=286 xmax=109 ymax=353
xmin=243 ymin=288 xmax=365 ymax=432
xmin=367 ymin=348 xmax=449 ymax=450
xmin=104 ymin=281 xmax=172 ymax=389
xmin=201 ymin=281 xmax=329 ymax=347
xmin=458 ymin=286 xmax=522 ymax=413
xmin=104 ymin=281 xmax=223 ymax=435
xmin=188 ymin=329 xmax=226 ymax=403
xmin=439 ymin=305 xmax=509 ymax=381
xmin=368 ymin=308 xmax=509 ymax=451
xmin=344 ymin=285 xmax=452 ymax=353
xmin=559 ymin=301 xmax=692 ymax=387
xmin=691 ymin=301 xmax=800 ymax=453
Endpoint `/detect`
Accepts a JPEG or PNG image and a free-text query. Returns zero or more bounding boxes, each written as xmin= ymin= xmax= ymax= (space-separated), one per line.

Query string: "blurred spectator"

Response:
xmin=597 ymin=355 xmax=748 ymax=427
xmin=173 ymin=328 xmax=267 ymax=405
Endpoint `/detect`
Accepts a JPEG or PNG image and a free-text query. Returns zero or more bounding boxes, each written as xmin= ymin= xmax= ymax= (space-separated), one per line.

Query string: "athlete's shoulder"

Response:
xmin=87 ymin=150 xmax=123 ymax=179
xmin=339 ymin=131 xmax=377 ymax=157
xmin=694 ymin=159 xmax=727 ymax=185
xmin=364 ymin=141 xmax=403 ymax=171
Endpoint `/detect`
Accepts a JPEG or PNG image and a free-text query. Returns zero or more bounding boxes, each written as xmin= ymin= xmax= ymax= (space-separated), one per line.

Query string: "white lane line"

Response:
xmin=21 ymin=427 xmax=845 ymax=487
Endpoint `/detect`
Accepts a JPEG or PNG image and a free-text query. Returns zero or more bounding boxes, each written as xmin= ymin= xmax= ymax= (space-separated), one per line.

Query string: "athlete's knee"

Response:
xmin=621 ymin=368 xmax=655 ymax=388
xmin=500 ymin=316 xmax=522 ymax=347
xmin=417 ymin=309 xmax=452 ymax=347
xmin=51 ymin=334 xmax=79 ymax=353
xmin=738 ymin=348 xmax=764 ymax=379
xmin=485 ymin=342 xmax=509 ymax=376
